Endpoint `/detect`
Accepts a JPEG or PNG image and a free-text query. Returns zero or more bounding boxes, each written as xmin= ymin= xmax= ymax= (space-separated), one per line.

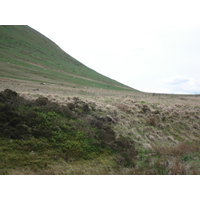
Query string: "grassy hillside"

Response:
xmin=0 ymin=25 xmax=136 ymax=91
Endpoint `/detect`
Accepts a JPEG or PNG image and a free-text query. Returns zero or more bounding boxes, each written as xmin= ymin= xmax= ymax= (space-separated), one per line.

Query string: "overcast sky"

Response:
xmin=2 ymin=0 xmax=200 ymax=94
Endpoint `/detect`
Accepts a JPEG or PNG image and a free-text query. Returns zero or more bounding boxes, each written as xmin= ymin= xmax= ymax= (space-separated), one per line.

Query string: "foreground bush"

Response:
xmin=0 ymin=89 xmax=137 ymax=174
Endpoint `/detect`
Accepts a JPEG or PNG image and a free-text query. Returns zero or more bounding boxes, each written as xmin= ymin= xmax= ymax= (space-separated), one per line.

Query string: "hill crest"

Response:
xmin=0 ymin=25 xmax=138 ymax=91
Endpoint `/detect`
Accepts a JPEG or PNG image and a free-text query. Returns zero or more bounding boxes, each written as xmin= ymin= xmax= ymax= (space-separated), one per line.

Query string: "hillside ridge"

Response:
xmin=0 ymin=25 xmax=137 ymax=91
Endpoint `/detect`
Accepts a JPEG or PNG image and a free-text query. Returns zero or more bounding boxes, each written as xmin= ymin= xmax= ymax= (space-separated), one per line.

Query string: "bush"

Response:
xmin=35 ymin=97 xmax=49 ymax=106
xmin=0 ymin=89 xmax=138 ymax=171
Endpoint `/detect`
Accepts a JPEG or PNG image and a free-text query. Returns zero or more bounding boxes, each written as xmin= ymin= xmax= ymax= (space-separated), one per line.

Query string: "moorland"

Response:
xmin=0 ymin=25 xmax=200 ymax=175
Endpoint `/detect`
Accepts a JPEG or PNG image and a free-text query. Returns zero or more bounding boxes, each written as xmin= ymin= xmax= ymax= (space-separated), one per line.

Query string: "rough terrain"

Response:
xmin=1 ymin=77 xmax=200 ymax=174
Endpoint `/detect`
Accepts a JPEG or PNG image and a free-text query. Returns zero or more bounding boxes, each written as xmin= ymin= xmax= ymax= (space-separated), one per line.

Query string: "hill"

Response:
xmin=0 ymin=25 xmax=137 ymax=91
xmin=0 ymin=25 xmax=200 ymax=175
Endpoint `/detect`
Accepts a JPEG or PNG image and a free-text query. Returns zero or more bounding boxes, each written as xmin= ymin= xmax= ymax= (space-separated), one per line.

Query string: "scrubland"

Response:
xmin=0 ymin=78 xmax=200 ymax=175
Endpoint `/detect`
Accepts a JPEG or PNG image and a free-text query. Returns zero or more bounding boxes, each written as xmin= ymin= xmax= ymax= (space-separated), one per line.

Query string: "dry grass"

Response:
xmin=152 ymin=142 xmax=199 ymax=157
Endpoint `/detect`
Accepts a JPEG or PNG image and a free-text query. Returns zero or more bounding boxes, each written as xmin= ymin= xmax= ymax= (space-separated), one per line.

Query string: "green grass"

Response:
xmin=0 ymin=25 xmax=136 ymax=91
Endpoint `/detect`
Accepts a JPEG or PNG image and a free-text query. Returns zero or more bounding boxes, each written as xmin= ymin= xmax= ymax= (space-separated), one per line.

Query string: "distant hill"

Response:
xmin=0 ymin=25 xmax=137 ymax=91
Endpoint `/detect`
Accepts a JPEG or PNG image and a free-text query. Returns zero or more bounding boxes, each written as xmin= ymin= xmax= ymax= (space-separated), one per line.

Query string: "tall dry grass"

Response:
xmin=152 ymin=142 xmax=199 ymax=157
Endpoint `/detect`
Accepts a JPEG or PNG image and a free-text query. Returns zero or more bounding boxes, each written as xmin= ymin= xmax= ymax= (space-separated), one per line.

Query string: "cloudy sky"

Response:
xmin=2 ymin=0 xmax=200 ymax=94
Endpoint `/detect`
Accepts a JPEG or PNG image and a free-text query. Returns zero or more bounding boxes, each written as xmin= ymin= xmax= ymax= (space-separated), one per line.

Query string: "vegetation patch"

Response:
xmin=0 ymin=89 xmax=200 ymax=174
xmin=0 ymin=89 xmax=137 ymax=174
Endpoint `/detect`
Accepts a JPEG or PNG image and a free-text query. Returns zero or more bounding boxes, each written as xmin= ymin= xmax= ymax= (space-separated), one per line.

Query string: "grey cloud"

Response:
xmin=163 ymin=76 xmax=200 ymax=94
xmin=163 ymin=75 xmax=190 ymax=85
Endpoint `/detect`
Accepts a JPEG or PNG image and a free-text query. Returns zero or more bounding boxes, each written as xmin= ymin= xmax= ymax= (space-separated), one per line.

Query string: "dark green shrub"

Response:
xmin=4 ymin=89 xmax=18 ymax=98
xmin=35 ymin=97 xmax=49 ymax=106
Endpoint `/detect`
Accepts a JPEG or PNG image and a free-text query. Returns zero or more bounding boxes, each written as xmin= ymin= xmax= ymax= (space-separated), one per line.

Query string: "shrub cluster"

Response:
xmin=0 ymin=89 xmax=137 ymax=169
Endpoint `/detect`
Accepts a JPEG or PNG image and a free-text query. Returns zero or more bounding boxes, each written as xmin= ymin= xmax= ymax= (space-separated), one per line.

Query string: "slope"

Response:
xmin=0 ymin=25 xmax=137 ymax=91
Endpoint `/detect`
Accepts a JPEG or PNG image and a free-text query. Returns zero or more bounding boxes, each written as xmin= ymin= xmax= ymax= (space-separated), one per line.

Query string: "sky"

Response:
xmin=2 ymin=0 xmax=200 ymax=94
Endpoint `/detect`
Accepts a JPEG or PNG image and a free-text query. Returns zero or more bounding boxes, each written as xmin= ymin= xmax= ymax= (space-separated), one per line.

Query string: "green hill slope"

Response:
xmin=0 ymin=25 xmax=136 ymax=91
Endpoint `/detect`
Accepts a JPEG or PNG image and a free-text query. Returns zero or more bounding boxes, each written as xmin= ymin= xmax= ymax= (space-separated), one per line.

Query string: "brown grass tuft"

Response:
xmin=153 ymin=142 xmax=199 ymax=157
xmin=169 ymin=159 xmax=186 ymax=175
xmin=114 ymin=103 xmax=132 ymax=114
xmin=146 ymin=117 xmax=159 ymax=127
